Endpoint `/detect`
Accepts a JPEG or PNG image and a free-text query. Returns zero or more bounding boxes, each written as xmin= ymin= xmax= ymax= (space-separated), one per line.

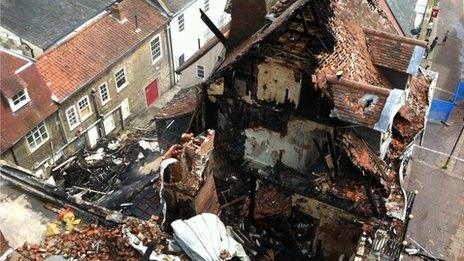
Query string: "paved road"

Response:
xmin=404 ymin=0 xmax=464 ymax=259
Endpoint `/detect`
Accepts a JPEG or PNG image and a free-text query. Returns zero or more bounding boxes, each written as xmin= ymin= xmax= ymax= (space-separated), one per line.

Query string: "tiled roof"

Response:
xmin=385 ymin=0 xmax=419 ymax=37
xmin=363 ymin=28 xmax=427 ymax=74
xmin=314 ymin=19 xmax=391 ymax=90
xmin=0 ymin=0 xmax=117 ymax=49
xmin=36 ymin=0 xmax=168 ymax=102
xmin=150 ymin=0 xmax=195 ymax=14
xmin=328 ymin=75 xmax=390 ymax=129
xmin=0 ymin=50 xmax=58 ymax=153
xmin=337 ymin=0 xmax=397 ymax=34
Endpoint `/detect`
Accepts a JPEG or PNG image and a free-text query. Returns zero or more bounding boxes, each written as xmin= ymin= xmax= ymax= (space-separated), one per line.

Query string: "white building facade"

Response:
xmin=154 ymin=0 xmax=230 ymax=82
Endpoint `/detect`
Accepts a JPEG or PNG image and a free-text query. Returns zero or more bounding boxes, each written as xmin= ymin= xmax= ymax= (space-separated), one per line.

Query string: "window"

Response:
xmin=26 ymin=122 xmax=49 ymax=152
xmin=204 ymin=29 xmax=213 ymax=42
xmin=99 ymin=82 xmax=111 ymax=105
xmin=8 ymin=89 xmax=31 ymax=112
xmin=114 ymin=67 xmax=128 ymax=91
xmin=178 ymin=54 xmax=185 ymax=67
xmin=218 ymin=13 xmax=228 ymax=28
xmin=66 ymin=106 xmax=80 ymax=130
xmin=178 ymin=13 xmax=185 ymax=32
xmin=121 ymin=98 xmax=131 ymax=120
xmin=77 ymin=96 xmax=92 ymax=121
xmin=204 ymin=0 xmax=210 ymax=11
xmin=197 ymin=65 xmax=205 ymax=79
xmin=150 ymin=35 xmax=162 ymax=63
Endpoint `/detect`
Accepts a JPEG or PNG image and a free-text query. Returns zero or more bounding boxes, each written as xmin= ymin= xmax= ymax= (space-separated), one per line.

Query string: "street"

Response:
xmin=404 ymin=0 xmax=464 ymax=259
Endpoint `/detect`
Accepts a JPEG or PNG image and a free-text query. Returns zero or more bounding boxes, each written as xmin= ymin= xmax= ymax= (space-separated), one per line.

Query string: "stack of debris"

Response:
xmin=16 ymin=215 xmax=177 ymax=260
xmin=51 ymin=129 xmax=160 ymax=209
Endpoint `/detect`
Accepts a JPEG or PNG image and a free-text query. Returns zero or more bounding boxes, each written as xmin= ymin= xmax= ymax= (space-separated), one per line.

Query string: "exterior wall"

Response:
xmin=0 ymin=113 xmax=65 ymax=174
xmin=0 ymin=27 xmax=44 ymax=58
xmin=56 ymin=28 xmax=172 ymax=155
xmin=244 ymin=118 xmax=329 ymax=173
xmin=169 ymin=0 xmax=230 ymax=75
xmin=178 ymin=43 xmax=225 ymax=88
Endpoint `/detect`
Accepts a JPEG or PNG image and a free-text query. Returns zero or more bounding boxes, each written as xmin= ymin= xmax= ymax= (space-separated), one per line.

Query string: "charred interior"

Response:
xmin=0 ymin=0 xmax=435 ymax=260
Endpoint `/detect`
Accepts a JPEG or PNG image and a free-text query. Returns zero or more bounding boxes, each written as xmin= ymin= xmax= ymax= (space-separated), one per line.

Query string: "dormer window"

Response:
xmin=8 ymin=89 xmax=31 ymax=112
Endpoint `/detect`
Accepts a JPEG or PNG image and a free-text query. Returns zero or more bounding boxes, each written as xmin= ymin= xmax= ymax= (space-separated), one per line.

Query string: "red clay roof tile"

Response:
xmin=0 ymin=50 xmax=58 ymax=153
xmin=36 ymin=0 xmax=168 ymax=102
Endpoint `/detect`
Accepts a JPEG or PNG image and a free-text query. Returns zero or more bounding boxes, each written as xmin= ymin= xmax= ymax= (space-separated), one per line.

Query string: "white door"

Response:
xmin=103 ymin=114 xmax=116 ymax=135
xmin=87 ymin=125 xmax=100 ymax=148
xmin=121 ymin=98 xmax=131 ymax=120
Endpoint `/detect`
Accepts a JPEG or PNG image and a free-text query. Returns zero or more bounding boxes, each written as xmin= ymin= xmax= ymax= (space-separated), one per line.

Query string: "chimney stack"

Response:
xmin=111 ymin=3 xmax=128 ymax=23
xmin=228 ymin=0 xmax=267 ymax=52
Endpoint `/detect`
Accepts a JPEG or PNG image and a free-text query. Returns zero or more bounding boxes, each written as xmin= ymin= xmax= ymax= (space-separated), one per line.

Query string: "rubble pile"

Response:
xmin=52 ymin=130 xmax=160 ymax=206
xmin=16 ymin=217 xmax=175 ymax=260
xmin=391 ymin=73 xmax=431 ymax=152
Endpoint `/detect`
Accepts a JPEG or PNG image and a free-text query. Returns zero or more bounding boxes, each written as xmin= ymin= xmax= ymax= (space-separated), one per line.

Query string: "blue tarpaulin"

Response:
xmin=453 ymin=81 xmax=464 ymax=102
xmin=429 ymin=99 xmax=454 ymax=122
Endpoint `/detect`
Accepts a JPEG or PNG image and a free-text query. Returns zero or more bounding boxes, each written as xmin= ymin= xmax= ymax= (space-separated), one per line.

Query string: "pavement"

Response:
xmin=127 ymin=85 xmax=184 ymax=129
xmin=404 ymin=0 xmax=464 ymax=259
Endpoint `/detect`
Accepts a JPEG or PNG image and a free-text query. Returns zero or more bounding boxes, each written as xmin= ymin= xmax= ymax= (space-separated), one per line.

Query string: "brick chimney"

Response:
xmin=111 ymin=3 xmax=128 ymax=23
xmin=228 ymin=0 xmax=267 ymax=51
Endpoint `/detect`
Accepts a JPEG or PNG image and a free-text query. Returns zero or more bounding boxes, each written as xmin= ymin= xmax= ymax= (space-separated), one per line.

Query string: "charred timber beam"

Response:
xmin=200 ymin=9 xmax=227 ymax=46
xmin=326 ymin=131 xmax=339 ymax=174
xmin=362 ymin=181 xmax=381 ymax=218
xmin=298 ymin=11 xmax=329 ymax=52
xmin=0 ymin=163 xmax=122 ymax=222
xmin=263 ymin=44 xmax=316 ymax=64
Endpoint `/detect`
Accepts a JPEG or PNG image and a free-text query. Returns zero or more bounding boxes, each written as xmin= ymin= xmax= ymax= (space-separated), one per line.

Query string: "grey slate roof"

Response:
xmin=386 ymin=0 xmax=418 ymax=37
xmin=0 ymin=0 xmax=117 ymax=49
xmin=150 ymin=0 xmax=195 ymax=15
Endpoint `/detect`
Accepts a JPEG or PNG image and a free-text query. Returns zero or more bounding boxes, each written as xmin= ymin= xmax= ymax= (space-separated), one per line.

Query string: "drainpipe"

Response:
xmin=9 ymin=148 xmax=20 ymax=166
xmin=56 ymin=111 xmax=70 ymax=144
xmin=166 ymin=25 xmax=176 ymax=87
xmin=90 ymin=89 xmax=104 ymax=136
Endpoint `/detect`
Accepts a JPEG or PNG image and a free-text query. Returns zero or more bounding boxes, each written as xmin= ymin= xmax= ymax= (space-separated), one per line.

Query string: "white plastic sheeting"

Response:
xmin=171 ymin=213 xmax=250 ymax=261
xmin=159 ymin=158 xmax=178 ymax=226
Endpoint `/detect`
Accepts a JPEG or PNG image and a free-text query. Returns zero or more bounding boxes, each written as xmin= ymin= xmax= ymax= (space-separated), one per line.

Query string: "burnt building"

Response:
xmin=160 ymin=0 xmax=433 ymax=259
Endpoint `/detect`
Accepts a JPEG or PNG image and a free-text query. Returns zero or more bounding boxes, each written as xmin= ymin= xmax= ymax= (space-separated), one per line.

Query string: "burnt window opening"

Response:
xmin=360 ymin=94 xmax=378 ymax=112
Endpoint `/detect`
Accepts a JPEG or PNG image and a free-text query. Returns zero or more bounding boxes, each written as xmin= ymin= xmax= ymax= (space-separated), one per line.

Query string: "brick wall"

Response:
xmin=1 ymin=112 xmax=65 ymax=172
xmin=56 ymin=27 xmax=172 ymax=154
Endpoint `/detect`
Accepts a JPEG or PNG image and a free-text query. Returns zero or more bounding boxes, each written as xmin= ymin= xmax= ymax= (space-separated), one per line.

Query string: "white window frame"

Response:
xmin=8 ymin=88 xmax=31 ymax=112
xmin=178 ymin=13 xmax=185 ymax=32
xmin=77 ymin=96 xmax=92 ymax=121
xmin=25 ymin=122 xmax=49 ymax=153
xmin=114 ymin=67 xmax=128 ymax=92
xmin=99 ymin=82 xmax=111 ymax=105
xmin=66 ymin=106 xmax=80 ymax=130
xmin=196 ymin=65 xmax=205 ymax=79
xmin=150 ymin=34 xmax=163 ymax=64
xmin=121 ymin=98 xmax=131 ymax=120
xmin=204 ymin=0 xmax=210 ymax=11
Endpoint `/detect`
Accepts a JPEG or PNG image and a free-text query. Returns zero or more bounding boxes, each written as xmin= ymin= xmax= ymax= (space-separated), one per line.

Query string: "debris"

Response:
xmin=84 ymin=148 xmax=105 ymax=163
xmin=139 ymin=140 xmax=160 ymax=152
xmin=171 ymin=213 xmax=250 ymax=261
xmin=123 ymin=227 xmax=180 ymax=261
xmin=107 ymin=140 xmax=120 ymax=151
xmin=17 ymin=217 xmax=175 ymax=260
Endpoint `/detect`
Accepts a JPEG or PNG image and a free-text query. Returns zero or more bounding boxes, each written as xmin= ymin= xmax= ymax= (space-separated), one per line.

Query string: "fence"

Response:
xmin=428 ymin=81 xmax=464 ymax=122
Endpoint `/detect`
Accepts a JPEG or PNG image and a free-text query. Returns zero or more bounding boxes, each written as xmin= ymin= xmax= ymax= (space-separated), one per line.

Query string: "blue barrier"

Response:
xmin=453 ymin=81 xmax=464 ymax=102
xmin=429 ymin=99 xmax=454 ymax=122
